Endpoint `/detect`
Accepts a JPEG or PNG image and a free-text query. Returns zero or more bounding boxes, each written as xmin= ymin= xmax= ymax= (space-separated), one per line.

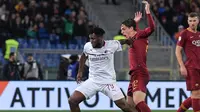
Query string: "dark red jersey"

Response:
xmin=177 ymin=28 xmax=200 ymax=69
xmin=129 ymin=14 xmax=155 ymax=71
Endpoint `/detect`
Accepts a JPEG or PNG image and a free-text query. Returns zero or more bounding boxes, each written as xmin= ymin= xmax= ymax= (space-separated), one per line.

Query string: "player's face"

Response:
xmin=89 ymin=33 xmax=102 ymax=48
xmin=121 ymin=24 xmax=133 ymax=38
xmin=188 ymin=17 xmax=199 ymax=30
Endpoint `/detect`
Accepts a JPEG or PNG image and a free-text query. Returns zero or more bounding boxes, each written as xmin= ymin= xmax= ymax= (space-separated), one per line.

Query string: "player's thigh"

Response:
xmin=75 ymin=79 xmax=98 ymax=99
xmin=127 ymin=79 xmax=133 ymax=97
xmin=133 ymin=91 xmax=146 ymax=105
xmin=186 ymin=68 xmax=200 ymax=98
xmin=131 ymin=71 xmax=149 ymax=104
xmin=131 ymin=71 xmax=149 ymax=94
xmin=101 ymin=83 xmax=124 ymax=101
xmin=186 ymin=68 xmax=200 ymax=91
xmin=69 ymin=90 xmax=86 ymax=105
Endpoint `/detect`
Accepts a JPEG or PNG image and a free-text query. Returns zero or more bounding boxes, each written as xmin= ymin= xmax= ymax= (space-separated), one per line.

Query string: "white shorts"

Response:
xmin=75 ymin=79 xmax=124 ymax=101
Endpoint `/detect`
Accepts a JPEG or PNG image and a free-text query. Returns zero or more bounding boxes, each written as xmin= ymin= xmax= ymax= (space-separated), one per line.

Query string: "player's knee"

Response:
xmin=68 ymin=97 xmax=79 ymax=106
xmin=115 ymin=99 xmax=128 ymax=109
xmin=133 ymin=91 xmax=146 ymax=105
xmin=133 ymin=97 xmax=143 ymax=105
xmin=192 ymin=90 xmax=200 ymax=98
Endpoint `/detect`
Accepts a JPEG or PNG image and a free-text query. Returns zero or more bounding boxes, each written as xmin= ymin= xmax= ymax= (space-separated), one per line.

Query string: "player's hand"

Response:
xmin=134 ymin=12 xmax=142 ymax=23
xmin=76 ymin=72 xmax=83 ymax=84
xmin=142 ymin=0 xmax=150 ymax=14
xmin=180 ymin=66 xmax=187 ymax=77
xmin=127 ymin=37 xmax=136 ymax=47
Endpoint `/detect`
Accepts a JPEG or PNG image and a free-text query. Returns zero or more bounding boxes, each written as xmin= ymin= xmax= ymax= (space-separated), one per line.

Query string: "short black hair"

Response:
xmin=69 ymin=54 xmax=79 ymax=61
xmin=122 ymin=18 xmax=136 ymax=30
xmin=9 ymin=52 xmax=15 ymax=57
xmin=188 ymin=12 xmax=199 ymax=19
xmin=90 ymin=27 xmax=105 ymax=37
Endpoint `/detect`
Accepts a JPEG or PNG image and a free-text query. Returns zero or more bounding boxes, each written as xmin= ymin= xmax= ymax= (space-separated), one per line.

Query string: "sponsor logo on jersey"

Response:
xmin=192 ymin=40 xmax=200 ymax=46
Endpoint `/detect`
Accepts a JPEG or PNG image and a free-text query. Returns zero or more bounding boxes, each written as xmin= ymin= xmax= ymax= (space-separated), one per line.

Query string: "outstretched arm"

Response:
xmin=118 ymin=38 xmax=135 ymax=46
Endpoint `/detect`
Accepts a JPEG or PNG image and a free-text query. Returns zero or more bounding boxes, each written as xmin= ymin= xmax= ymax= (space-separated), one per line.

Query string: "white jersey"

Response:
xmin=83 ymin=40 xmax=122 ymax=84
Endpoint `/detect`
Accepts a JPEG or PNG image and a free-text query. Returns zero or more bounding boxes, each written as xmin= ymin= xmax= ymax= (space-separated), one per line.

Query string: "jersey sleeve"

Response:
xmin=112 ymin=40 xmax=122 ymax=52
xmin=137 ymin=14 xmax=155 ymax=39
xmin=177 ymin=31 xmax=187 ymax=47
xmin=83 ymin=43 xmax=89 ymax=56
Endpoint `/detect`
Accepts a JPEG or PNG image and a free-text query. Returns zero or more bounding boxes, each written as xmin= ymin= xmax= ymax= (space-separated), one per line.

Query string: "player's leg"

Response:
xmin=189 ymin=69 xmax=200 ymax=111
xmin=177 ymin=97 xmax=192 ymax=112
xmin=127 ymin=81 xmax=138 ymax=112
xmin=177 ymin=68 xmax=194 ymax=112
xmin=68 ymin=91 xmax=85 ymax=112
xmin=101 ymin=83 xmax=137 ymax=112
xmin=131 ymin=70 xmax=151 ymax=112
xmin=127 ymin=96 xmax=138 ymax=112
xmin=133 ymin=91 xmax=150 ymax=112
xmin=191 ymin=90 xmax=200 ymax=112
xmin=68 ymin=79 xmax=98 ymax=112
xmin=114 ymin=97 xmax=137 ymax=112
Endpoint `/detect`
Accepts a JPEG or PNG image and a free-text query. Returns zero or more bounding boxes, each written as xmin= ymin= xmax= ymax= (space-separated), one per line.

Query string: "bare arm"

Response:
xmin=176 ymin=45 xmax=187 ymax=76
xmin=175 ymin=46 xmax=184 ymax=67
xmin=78 ymin=53 xmax=87 ymax=74
xmin=118 ymin=38 xmax=134 ymax=45
xmin=76 ymin=53 xmax=88 ymax=83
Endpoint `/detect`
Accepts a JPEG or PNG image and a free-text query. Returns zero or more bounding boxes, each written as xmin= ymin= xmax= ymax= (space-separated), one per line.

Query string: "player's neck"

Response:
xmin=187 ymin=27 xmax=197 ymax=33
xmin=95 ymin=41 xmax=105 ymax=48
xmin=129 ymin=31 xmax=137 ymax=38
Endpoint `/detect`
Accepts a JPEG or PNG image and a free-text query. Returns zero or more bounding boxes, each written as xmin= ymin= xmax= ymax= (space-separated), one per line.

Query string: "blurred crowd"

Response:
xmin=150 ymin=0 xmax=200 ymax=43
xmin=0 ymin=0 xmax=95 ymax=50
xmin=0 ymin=52 xmax=88 ymax=81
xmin=0 ymin=0 xmax=94 ymax=80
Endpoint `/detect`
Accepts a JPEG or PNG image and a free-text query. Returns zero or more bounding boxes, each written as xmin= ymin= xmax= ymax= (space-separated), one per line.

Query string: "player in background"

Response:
xmin=176 ymin=12 xmax=200 ymax=112
xmin=120 ymin=1 xmax=155 ymax=112
xmin=68 ymin=27 xmax=137 ymax=112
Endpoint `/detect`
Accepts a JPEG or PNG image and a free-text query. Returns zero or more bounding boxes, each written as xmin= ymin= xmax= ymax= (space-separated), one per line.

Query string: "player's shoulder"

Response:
xmin=179 ymin=29 xmax=189 ymax=38
xmin=105 ymin=40 xmax=119 ymax=46
xmin=105 ymin=40 xmax=117 ymax=43
xmin=180 ymin=29 xmax=188 ymax=34
xmin=84 ymin=42 xmax=92 ymax=49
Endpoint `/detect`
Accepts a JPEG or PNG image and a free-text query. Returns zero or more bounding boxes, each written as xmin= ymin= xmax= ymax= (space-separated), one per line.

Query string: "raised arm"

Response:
xmin=139 ymin=1 xmax=155 ymax=38
xmin=133 ymin=12 xmax=142 ymax=31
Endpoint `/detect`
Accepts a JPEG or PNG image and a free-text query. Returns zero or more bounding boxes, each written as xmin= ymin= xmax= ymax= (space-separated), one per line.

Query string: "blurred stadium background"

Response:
xmin=0 ymin=0 xmax=198 ymax=111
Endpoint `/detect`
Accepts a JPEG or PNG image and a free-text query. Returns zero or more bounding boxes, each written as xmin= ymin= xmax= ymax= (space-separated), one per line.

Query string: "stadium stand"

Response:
xmin=150 ymin=0 xmax=200 ymax=43
xmin=0 ymin=0 xmax=95 ymax=68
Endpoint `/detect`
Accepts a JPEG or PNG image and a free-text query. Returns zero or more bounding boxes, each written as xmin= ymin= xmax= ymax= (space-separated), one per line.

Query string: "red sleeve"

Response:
xmin=177 ymin=30 xmax=187 ymax=47
xmin=137 ymin=14 xmax=155 ymax=38
xmin=136 ymin=22 xmax=139 ymax=31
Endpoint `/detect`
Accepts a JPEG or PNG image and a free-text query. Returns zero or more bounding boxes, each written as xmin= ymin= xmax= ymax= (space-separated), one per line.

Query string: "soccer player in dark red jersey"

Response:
xmin=176 ymin=12 xmax=200 ymax=112
xmin=120 ymin=1 xmax=155 ymax=112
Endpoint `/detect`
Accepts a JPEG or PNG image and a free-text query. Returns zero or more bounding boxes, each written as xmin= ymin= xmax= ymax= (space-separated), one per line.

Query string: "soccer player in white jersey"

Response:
xmin=68 ymin=27 xmax=136 ymax=112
